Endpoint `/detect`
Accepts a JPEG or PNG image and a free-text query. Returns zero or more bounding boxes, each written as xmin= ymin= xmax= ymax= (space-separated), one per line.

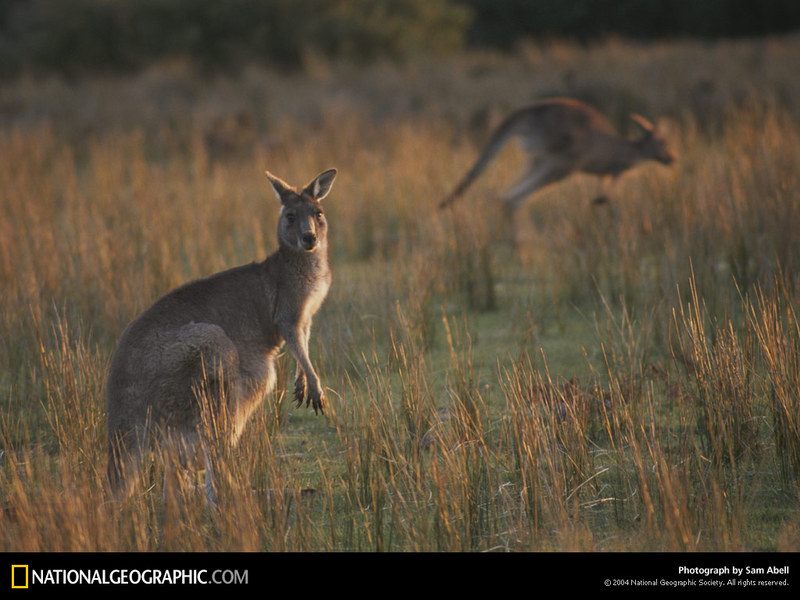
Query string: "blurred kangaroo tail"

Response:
xmin=439 ymin=112 xmax=522 ymax=209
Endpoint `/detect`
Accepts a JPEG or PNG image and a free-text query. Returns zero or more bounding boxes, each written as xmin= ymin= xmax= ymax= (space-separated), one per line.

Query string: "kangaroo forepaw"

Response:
xmin=294 ymin=375 xmax=325 ymax=415
xmin=308 ymin=388 xmax=325 ymax=415
xmin=293 ymin=375 xmax=306 ymax=408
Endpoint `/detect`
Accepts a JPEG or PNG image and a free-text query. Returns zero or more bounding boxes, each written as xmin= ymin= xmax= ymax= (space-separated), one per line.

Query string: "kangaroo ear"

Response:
xmin=304 ymin=168 xmax=337 ymax=201
xmin=265 ymin=171 xmax=295 ymax=203
xmin=630 ymin=114 xmax=655 ymax=136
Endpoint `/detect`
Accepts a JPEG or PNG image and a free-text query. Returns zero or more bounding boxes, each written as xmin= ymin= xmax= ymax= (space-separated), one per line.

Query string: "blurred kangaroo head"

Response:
xmin=630 ymin=114 xmax=675 ymax=166
xmin=267 ymin=169 xmax=337 ymax=253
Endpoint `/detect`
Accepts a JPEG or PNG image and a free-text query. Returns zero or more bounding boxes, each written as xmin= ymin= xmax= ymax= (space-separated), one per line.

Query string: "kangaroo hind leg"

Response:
xmin=502 ymin=158 xmax=574 ymax=213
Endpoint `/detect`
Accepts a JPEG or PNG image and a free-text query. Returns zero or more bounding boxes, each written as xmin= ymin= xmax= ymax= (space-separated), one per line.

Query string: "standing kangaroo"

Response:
xmin=439 ymin=97 xmax=674 ymax=212
xmin=106 ymin=168 xmax=337 ymax=504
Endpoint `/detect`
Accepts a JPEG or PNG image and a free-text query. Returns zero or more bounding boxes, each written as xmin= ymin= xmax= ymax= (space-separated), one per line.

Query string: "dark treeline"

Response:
xmin=0 ymin=0 xmax=471 ymax=76
xmin=457 ymin=0 xmax=800 ymax=47
xmin=1 ymin=0 xmax=799 ymax=77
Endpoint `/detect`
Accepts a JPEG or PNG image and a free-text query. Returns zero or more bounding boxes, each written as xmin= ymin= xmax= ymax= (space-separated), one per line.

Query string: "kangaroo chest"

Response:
xmin=301 ymin=273 xmax=331 ymax=319
xmin=264 ymin=248 xmax=331 ymax=328
xmin=271 ymin=267 xmax=330 ymax=325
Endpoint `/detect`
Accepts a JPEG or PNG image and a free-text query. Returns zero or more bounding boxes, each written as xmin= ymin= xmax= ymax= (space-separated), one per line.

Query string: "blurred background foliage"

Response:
xmin=2 ymin=0 xmax=799 ymax=78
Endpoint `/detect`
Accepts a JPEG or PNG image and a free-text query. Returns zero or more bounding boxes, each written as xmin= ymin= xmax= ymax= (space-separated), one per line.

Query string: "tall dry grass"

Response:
xmin=1 ymin=36 xmax=800 ymax=551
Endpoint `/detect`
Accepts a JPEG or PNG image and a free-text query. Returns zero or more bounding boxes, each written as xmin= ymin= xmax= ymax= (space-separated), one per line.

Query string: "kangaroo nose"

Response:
xmin=302 ymin=232 xmax=317 ymax=249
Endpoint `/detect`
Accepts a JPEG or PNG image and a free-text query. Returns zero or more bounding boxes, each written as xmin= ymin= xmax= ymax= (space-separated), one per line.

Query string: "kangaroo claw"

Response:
xmin=309 ymin=388 xmax=325 ymax=415
xmin=294 ymin=377 xmax=325 ymax=415
xmin=293 ymin=381 xmax=306 ymax=408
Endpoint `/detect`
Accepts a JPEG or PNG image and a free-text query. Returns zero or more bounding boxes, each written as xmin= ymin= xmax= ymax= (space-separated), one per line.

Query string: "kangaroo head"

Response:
xmin=630 ymin=114 xmax=675 ymax=166
xmin=266 ymin=169 xmax=337 ymax=253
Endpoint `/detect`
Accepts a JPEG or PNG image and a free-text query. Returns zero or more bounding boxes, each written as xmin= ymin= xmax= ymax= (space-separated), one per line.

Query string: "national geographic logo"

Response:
xmin=8 ymin=564 xmax=247 ymax=588
xmin=11 ymin=565 xmax=28 ymax=589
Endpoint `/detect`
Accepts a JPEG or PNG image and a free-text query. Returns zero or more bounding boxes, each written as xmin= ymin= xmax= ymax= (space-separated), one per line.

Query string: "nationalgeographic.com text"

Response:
xmin=28 ymin=568 xmax=247 ymax=586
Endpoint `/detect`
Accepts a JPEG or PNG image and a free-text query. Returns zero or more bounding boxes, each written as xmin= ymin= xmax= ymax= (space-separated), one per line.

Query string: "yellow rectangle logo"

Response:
xmin=11 ymin=565 xmax=29 ymax=589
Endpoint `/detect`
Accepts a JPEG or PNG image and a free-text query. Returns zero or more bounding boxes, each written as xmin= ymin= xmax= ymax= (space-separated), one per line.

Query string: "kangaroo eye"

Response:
xmin=315 ymin=210 xmax=324 ymax=219
xmin=286 ymin=213 xmax=296 ymax=224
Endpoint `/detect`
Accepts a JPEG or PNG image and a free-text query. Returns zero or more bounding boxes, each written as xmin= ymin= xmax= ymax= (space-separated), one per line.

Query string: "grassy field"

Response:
xmin=2 ymin=35 xmax=800 ymax=552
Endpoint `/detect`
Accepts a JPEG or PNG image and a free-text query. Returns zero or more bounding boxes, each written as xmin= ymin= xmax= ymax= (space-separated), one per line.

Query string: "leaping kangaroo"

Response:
xmin=439 ymin=97 xmax=674 ymax=212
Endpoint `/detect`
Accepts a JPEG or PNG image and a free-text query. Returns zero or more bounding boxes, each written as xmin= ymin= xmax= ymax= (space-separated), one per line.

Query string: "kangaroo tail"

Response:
xmin=106 ymin=429 xmax=139 ymax=501
xmin=439 ymin=111 xmax=524 ymax=209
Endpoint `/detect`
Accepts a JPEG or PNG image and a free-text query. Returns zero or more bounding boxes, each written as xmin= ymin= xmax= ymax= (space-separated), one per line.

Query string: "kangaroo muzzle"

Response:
xmin=300 ymin=230 xmax=318 ymax=251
